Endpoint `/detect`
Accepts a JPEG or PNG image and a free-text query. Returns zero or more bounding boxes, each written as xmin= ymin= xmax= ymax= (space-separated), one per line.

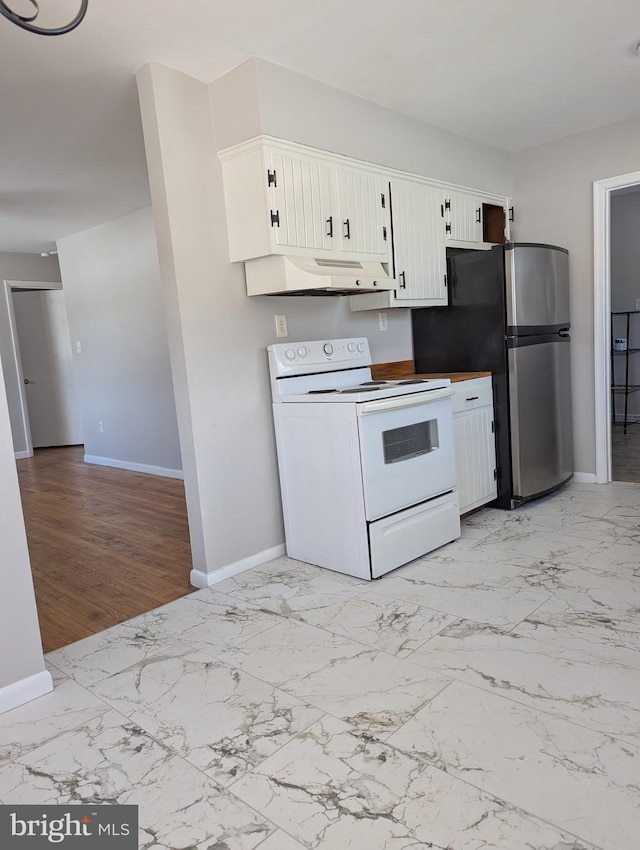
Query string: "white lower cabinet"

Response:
xmin=451 ymin=377 xmax=497 ymax=514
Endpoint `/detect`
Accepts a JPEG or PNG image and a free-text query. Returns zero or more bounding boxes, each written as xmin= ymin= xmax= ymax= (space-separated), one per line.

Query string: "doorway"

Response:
xmin=4 ymin=279 xmax=81 ymax=458
xmin=593 ymin=170 xmax=640 ymax=484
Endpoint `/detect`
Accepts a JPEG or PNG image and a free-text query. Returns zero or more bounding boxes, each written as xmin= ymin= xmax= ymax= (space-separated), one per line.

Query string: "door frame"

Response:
xmin=593 ymin=171 xmax=640 ymax=483
xmin=3 ymin=279 xmax=62 ymax=459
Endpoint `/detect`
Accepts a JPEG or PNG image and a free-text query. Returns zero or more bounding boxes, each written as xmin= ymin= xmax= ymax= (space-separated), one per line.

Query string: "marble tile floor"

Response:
xmin=2 ymin=481 xmax=640 ymax=849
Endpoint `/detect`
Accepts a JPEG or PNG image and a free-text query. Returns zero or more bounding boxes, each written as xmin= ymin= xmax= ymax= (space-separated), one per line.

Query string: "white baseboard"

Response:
xmin=572 ymin=472 xmax=598 ymax=484
xmin=14 ymin=450 xmax=31 ymax=460
xmin=190 ymin=544 xmax=287 ymax=588
xmin=84 ymin=455 xmax=183 ymax=480
xmin=0 ymin=669 xmax=53 ymax=715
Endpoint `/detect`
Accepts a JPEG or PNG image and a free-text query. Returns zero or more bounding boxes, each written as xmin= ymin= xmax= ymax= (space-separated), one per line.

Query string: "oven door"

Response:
xmin=356 ymin=389 xmax=456 ymax=520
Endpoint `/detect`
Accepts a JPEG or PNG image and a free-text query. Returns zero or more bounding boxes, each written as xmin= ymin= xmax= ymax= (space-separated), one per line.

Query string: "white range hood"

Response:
xmin=244 ymin=254 xmax=395 ymax=296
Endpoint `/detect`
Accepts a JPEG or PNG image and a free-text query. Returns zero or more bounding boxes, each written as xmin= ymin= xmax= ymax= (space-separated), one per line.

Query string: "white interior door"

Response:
xmin=12 ymin=289 xmax=83 ymax=448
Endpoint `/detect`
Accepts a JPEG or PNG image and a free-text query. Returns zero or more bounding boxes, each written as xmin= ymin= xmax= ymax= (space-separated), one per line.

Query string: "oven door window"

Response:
xmin=382 ymin=419 xmax=439 ymax=464
xmin=357 ymin=397 xmax=456 ymax=521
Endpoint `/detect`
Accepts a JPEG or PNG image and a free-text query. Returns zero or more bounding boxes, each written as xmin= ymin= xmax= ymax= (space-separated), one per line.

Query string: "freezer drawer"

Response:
xmin=508 ymin=336 xmax=573 ymax=502
xmin=369 ymin=491 xmax=460 ymax=578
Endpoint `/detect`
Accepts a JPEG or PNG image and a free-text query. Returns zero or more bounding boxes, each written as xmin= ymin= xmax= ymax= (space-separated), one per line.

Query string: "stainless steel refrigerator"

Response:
xmin=412 ymin=242 xmax=573 ymax=509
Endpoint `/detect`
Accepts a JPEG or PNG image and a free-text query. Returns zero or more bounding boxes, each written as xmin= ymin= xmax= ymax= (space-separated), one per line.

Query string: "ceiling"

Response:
xmin=1 ymin=0 xmax=639 ymax=253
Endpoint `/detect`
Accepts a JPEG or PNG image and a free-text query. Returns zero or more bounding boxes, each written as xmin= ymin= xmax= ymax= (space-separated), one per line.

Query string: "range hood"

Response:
xmin=244 ymin=255 xmax=395 ymax=296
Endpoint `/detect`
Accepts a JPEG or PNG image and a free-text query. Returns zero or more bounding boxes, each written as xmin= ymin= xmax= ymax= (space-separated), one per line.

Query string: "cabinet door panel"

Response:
xmin=445 ymin=191 xmax=482 ymax=243
xmin=268 ymin=151 xmax=333 ymax=252
xmin=335 ymin=168 xmax=389 ymax=257
xmin=453 ymin=407 xmax=497 ymax=513
xmin=391 ymin=179 xmax=447 ymax=303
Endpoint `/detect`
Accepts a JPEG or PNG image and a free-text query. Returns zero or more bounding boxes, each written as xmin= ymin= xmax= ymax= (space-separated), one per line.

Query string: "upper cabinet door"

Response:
xmin=334 ymin=166 xmax=390 ymax=258
xmin=391 ymin=179 xmax=447 ymax=303
xmin=443 ymin=190 xmax=483 ymax=243
xmin=266 ymin=150 xmax=334 ymax=253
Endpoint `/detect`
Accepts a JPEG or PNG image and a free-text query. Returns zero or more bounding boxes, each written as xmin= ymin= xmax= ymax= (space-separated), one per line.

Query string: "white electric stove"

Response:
xmin=268 ymin=337 xmax=460 ymax=579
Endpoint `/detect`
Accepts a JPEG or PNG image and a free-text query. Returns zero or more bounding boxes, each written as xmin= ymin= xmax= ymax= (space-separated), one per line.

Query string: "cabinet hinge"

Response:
xmin=444 ymin=198 xmax=451 ymax=211
xmin=382 ymin=225 xmax=387 ymax=241
xmin=508 ymin=206 xmax=514 ymax=222
xmin=381 ymin=193 xmax=386 ymax=209
xmin=270 ymin=210 xmax=280 ymax=227
xmin=493 ymin=468 xmax=499 ymax=480
xmin=267 ymin=169 xmax=277 ymax=188
xmin=445 ymin=223 xmax=452 ymax=234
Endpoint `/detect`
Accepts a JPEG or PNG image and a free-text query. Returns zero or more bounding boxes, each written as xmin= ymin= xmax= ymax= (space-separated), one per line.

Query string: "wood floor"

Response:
xmin=16 ymin=447 xmax=194 ymax=653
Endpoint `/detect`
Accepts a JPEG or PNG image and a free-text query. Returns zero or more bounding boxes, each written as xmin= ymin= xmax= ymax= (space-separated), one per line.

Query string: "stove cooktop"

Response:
xmin=283 ymin=378 xmax=450 ymax=404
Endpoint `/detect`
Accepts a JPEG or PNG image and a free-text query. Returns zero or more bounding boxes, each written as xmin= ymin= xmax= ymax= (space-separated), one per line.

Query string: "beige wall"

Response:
xmin=57 ymin=208 xmax=182 ymax=475
xmin=138 ymin=60 xmax=513 ymax=582
xmin=512 ymin=114 xmax=640 ymax=476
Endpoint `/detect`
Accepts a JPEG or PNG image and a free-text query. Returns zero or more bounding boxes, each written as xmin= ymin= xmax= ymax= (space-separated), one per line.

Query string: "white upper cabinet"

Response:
xmin=391 ymin=179 xmax=447 ymax=303
xmin=350 ymin=177 xmax=450 ymax=311
xmin=266 ymin=149 xmax=334 ymax=253
xmin=443 ymin=190 xmax=483 ymax=243
xmin=443 ymin=190 xmax=511 ymax=248
xmin=334 ymin=166 xmax=390 ymax=257
xmin=218 ymin=135 xmax=510 ymax=303
xmin=219 ymin=137 xmax=391 ymax=265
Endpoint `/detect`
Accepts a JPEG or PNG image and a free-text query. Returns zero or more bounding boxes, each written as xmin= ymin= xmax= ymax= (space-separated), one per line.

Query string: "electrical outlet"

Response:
xmin=378 ymin=311 xmax=388 ymax=331
xmin=98 ymin=420 xmax=104 ymax=433
xmin=75 ymin=341 xmax=82 ymax=354
xmin=275 ymin=314 xmax=288 ymax=338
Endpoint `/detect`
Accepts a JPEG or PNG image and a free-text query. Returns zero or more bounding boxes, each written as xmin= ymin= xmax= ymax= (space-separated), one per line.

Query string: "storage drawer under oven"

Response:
xmin=369 ymin=491 xmax=460 ymax=578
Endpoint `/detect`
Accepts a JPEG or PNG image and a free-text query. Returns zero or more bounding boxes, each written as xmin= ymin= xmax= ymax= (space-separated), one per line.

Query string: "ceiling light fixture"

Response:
xmin=0 ymin=0 xmax=88 ymax=35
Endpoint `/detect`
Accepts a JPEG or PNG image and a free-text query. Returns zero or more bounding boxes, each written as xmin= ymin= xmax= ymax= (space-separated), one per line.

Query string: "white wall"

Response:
xmin=255 ymin=59 xmax=513 ymax=197
xmin=138 ymin=60 xmax=513 ymax=583
xmin=611 ymin=190 xmax=640 ymax=312
xmin=0 ymin=253 xmax=61 ymax=455
xmin=57 ymin=208 xmax=182 ymax=476
xmin=610 ymin=189 xmax=640 ymax=418
xmin=0 ymin=347 xmax=50 ymax=710
xmin=512 ymin=114 xmax=640 ymax=477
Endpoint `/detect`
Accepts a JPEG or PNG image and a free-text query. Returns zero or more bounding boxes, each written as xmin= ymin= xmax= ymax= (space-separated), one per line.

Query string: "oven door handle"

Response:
xmin=357 ymin=387 xmax=453 ymax=414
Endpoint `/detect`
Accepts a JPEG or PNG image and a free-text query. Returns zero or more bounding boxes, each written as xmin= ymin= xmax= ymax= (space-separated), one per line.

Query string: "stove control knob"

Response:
xmin=297 ymin=346 xmax=307 ymax=358
xmin=323 ymin=343 xmax=333 ymax=356
xmin=357 ymin=342 xmax=365 ymax=353
xmin=347 ymin=342 xmax=356 ymax=352
xmin=285 ymin=348 xmax=296 ymax=360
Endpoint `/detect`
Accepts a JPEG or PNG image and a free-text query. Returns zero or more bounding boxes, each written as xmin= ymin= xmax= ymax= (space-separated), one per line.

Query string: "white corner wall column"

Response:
xmin=137 ymin=61 xmax=293 ymax=587
xmin=593 ymin=170 xmax=640 ymax=484
xmin=0 ymin=350 xmax=51 ymax=714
